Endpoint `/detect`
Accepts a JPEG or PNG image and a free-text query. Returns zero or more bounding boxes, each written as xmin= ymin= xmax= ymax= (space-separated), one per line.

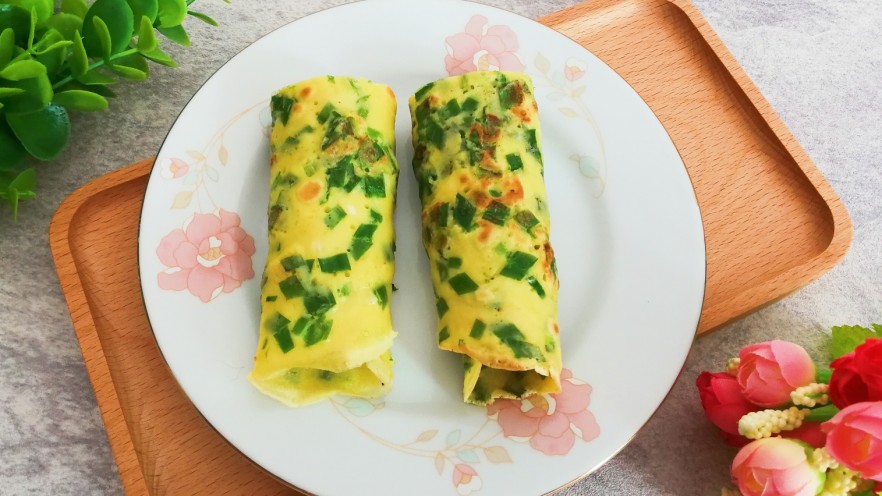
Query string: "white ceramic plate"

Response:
xmin=138 ymin=1 xmax=705 ymax=494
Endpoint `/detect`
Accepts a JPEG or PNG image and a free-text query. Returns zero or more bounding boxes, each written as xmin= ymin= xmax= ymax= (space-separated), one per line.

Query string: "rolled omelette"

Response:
xmin=248 ymin=76 xmax=398 ymax=406
xmin=409 ymin=71 xmax=562 ymax=405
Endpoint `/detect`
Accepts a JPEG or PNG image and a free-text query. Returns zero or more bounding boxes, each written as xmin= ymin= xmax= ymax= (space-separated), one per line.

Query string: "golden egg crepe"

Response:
xmin=249 ymin=76 xmax=398 ymax=406
xmin=409 ymin=71 xmax=562 ymax=405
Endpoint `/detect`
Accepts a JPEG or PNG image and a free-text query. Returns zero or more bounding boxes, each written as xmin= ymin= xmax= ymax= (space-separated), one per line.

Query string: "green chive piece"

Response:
xmin=280 ymin=253 xmax=305 ymax=270
xmin=436 ymin=261 xmax=449 ymax=282
xmin=492 ymin=323 xmax=544 ymax=360
xmin=488 ymin=188 xmax=502 ymax=199
xmin=414 ymin=82 xmax=434 ymax=102
xmin=482 ymin=201 xmax=510 ymax=226
xmin=438 ymin=327 xmax=450 ymax=343
xmin=303 ymin=318 xmax=332 ymax=346
xmin=436 ymin=203 xmax=449 ymax=228
xmin=268 ymin=312 xmax=293 ymax=353
xmin=369 ymin=209 xmax=383 ymax=223
xmin=514 ymin=210 xmax=540 ymax=232
xmin=324 ymin=206 xmax=347 ymax=228
xmin=461 ymin=97 xmax=479 ymax=112
xmin=265 ymin=295 xmax=278 ymax=302
xmin=351 ymin=223 xmax=378 ymax=260
xmin=270 ymin=94 xmax=295 ymax=126
xmin=304 ymin=291 xmax=336 ymax=315
xmin=453 ymin=194 xmax=475 ymax=230
xmin=501 ymin=251 xmax=538 ymax=280
xmin=317 ymin=370 xmax=334 ymax=381
xmin=338 ymin=284 xmax=351 ymax=297
xmin=363 ymin=175 xmax=386 ymax=198
xmin=292 ymin=317 xmax=310 ymax=336
xmin=279 ymin=275 xmax=305 ymax=299
xmin=469 ymin=320 xmax=487 ymax=339
xmin=318 ymin=253 xmax=351 ymax=273
xmin=545 ymin=334 xmax=557 ymax=352
xmin=373 ymin=285 xmax=388 ymax=308
xmin=426 ymin=119 xmax=445 ymax=148
xmin=447 ymin=257 xmax=462 ymax=269
xmin=526 ymin=276 xmax=546 ymax=297
xmin=525 ymin=128 xmax=542 ymax=160
xmin=506 ymin=153 xmax=523 ymax=172
xmin=449 ymin=273 xmax=479 ymax=295
xmin=436 ymin=297 xmax=448 ymax=317
xmin=444 ymin=98 xmax=461 ymax=117
xmin=317 ymin=103 xmax=334 ymax=124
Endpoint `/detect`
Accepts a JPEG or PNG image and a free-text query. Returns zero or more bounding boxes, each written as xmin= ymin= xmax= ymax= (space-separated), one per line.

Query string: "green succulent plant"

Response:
xmin=0 ymin=0 xmax=225 ymax=219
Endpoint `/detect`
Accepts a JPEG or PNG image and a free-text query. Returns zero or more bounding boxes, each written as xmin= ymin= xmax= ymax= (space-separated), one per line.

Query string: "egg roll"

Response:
xmin=409 ymin=71 xmax=562 ymax=405
xmin=249 ymin=76 xmax=398 ymax=406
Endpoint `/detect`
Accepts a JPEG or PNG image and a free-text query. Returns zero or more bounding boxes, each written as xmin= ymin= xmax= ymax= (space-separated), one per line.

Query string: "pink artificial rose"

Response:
xmin=732 ymin=438 xmax=824 ymax=496
xmin=822 ymin=401 xmax=882 ymax=481
xmin=737 ymin=341 xmax=816 ymax=407
xmin=444 ymin=15 xmax=524 ymax=76
xmin=156 ymin=210 xmax=256 ymax=302
xmin=696 ymin=372 xmax=759 ymax=447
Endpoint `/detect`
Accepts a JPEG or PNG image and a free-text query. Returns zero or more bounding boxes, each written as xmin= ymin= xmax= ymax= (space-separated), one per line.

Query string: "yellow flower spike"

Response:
xmin=791 ymin=383 xmax=830 ymax=408
xmin=738 ymin=407 xmax=810 ymax=439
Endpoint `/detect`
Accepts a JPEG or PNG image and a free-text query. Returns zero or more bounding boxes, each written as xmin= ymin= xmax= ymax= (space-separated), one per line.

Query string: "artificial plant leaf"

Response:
xmin=0 ymin=59 xmax=45 ymax=80
xmin=32 ymin=29 xmax=73 ymax=54
xmin=6 ymin=0 xmax=52 ymax=27
xmin=140 ymin=45 xmax=176 ymax=67
xmin=0 ymin=5 xmax=31 ymax=45
xmin=46 ymin=13 xmax=83 ymax=41
xmin=157 ymin=24 xmax=188 ymax=47
xmin=83 ymin=0 xmax=134 ymax=57
xmin=70 ymin=30 xmax=88 ymax=77
xmin=3 ymin=167 xmax=37 ymax=220
xmin=34 ymin=32 xmax=69 ymax=77
xmin=61 ymin=0 xmax=89 ymax=18
xmin=77 ymin=70 xmax=117 ymax=85
xmin=6 ymin=103 xmax=70 ymax=160
xmin=0 ymin=118 xmax=26 ymax=170
xmin=830 ymin=325 xmax=880 ymax=360
xmin=127 ymin=0 xmax=158 ymax=24
xmin=110 ymin=64 xmax=146 ymax=80
xmin=0 ymin=87 xmax=25 ymax=98
xmin=0 ymin=70 xmax=51 ymax=113
xmin=52 ymin=89 xmax=108 ymax=111
xmin=186 ymin=10 xmax=217 ymax=26
xmin=0 ymin=28 xmax=14 ymax=67
xmin=88 ymin=16 xmax=113 ymax=60
xmin=136 ymin=15 xmax=157 ymax=52
xmin=155 ymin=0 xmax=186 ymax=28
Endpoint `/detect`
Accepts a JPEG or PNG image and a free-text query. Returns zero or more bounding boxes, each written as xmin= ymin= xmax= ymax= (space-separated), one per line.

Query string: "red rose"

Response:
xmin=781 ymin=422 xmax=826 ymax=449
xmin=830 ymin=339 xmax=882 ymax=408
xmin=697 ymin=372 xmax=759 ymax=447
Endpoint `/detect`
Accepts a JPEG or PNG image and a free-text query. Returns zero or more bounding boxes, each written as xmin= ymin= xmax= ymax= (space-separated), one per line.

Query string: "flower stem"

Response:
xmin=805 ymin=404 xmax=839 ymax=423
xmin=51 ymin=48 xmax=140 ymax=90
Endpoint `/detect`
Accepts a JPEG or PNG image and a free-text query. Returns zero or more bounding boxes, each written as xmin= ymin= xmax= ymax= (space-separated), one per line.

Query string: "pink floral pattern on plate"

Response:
xmin=445 ymin=15 xmax=524 ymax=75
xmin=157 ymin=210 xmax=256 ymax=302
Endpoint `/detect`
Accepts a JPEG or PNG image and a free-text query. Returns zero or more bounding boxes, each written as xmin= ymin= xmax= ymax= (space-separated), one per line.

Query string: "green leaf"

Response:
xmin=830 ymin=325 xmax=880 ymax=359
xmin=70 ymin=30 xmax=88 ymax=77
xmin=140 ymin=45 xmax=176 ymax=66
xmin=45 ymin=13 xmax=83 ymax=40
xmin=83 ymin=0 xmax=135 ymax=57
xmin=60 ymin=0 xmax=89 ymax=18
xmin=32 ymin=31 xmax=74 ymax=56
xmin=136 ymin=15 xmax=157 ymax=52
xmin=0 ymin=70 xmax=51 ymax=113
xmin=89 ymin=16 xmax=113 ymax=60
xmin=0 ymin=5 xmax=31 ymax=45
xmin=26 ymin=6 xmax=35 ymax=49
xmin=34 ymin=32 xmax=68 ymax=77
xmin=6 ymin=103 xmax=70 ymax=160
xmin=0 ymin=87 xmax=25 ymax=98
xmin=53 ymin=90 xmax=108 ymax=111
xmin=111 ymin=52 xmax=149 ymax=80
xmin=2 ymin=167 xmax=36 ymax=220
xmin=804 ymin=404 xmax=839 ymax=423
xmin=6 ymin=0 xmax=52 ymax=27
xmin=110 ymin=63 xmax=147 ymax=80
xmin=155 ymin=0 xmax=186 ymax=28
xmin=0 ymin=118 xmax=26 ymax=170
xmin=0 ymin=59 xmax=46 ymax=80
xmin=127 ymin=0 xmax=159 ymax=24
xmin=157 ymin=24 xmax=189 ymax=47
xmin=186 ymin=10 xmax=217 ymax=26
xmin=0 ymin=28 xmax=14 ymax=67
xmin=77 ymin=70 xmax=117 ymax=85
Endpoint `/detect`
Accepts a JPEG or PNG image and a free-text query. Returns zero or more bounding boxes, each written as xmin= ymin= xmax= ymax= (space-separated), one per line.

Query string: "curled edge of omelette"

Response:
xmin=409 ymin=71 xmax=562 ymax=405
xmin=248 ymin=75 xmax=399 ymax=406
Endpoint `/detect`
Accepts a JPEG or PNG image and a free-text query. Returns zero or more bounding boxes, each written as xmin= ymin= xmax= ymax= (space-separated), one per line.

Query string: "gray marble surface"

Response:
xmin=1 ymin=0 xmax=880 ymax=494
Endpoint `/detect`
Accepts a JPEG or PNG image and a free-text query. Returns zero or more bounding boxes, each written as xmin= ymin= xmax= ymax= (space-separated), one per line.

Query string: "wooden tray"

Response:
xmin=49 ymin=1 xmax=851 ymax=494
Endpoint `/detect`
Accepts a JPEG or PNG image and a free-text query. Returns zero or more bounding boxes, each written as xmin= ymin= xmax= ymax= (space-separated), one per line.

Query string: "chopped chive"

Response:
xmin=426 ymin=119 xmax=445 ymax=148
xmin=369 ymin=209 xmax=383 ymax=223
xmin=366 ymin=127 xmax=383 ymax=141
xmin=505 ymin=153 xmax=523 ymax=172
xmin=438 ymin=327 xmax=450 ymax=343
xmin=545 ymin=334 xmax=556 ymax=352
xmin=414 ymin=82 xmax=435 ymax=102
xmin=488 ymin=188 xmax=502 ymax=198
xmin=482 ymin=201 xmax=510 ymax=226
xmin=303 ymin=318 xmax=332 ymax=346
xmin=436 ymin=203 xmax=449 ymax=228
xmin=453 ymin=194 xmax=476 ymax=230
xmin=358 ymin=107 xmax=369 ymax=118
xmin=304 ymin=291 xmax=336 ymax=315
xmin=327 ymin=156 xmax=357 ymax=191
xmin=461 ymin=97 xmax=479 ymax=112
xmin=525 ymin=128 xmax=542 ymax=161
xmin=317 ymin=103 xmax=334 ymax=124
xmin=267 ymin=312 xmax=293 ymax=353
xmin=265 ymin=295 xmax=278 ymax=302
xmin=351 ymin=223 xmax=378 ymax=260
xmin=324 ymin=206 xmax=347 ymax=228
xmin=551 ymin=256 xmax=558 ymax=278
xmin=292 ymin=317 xmax=310 ymax=336
xmin=494 ymin=243 xmax=508 ymax=255
xmin=279 ymin=275 xmax=305 ymax=299
xmin=363 ymin=175 xmax=386 ymax=198
xmin=373 ymin=285 xmax=388 ymax=308
xmin=501 ymin=251 xmax=538 ymax=280
xmin=436 ymin=297 xmax=448 ymax=317
xmin=443 ymin=98 xmax=461 ymax=117
xmin=281 ymin=255 xmax=305 ymax=271
xmin=327 ymin=75 xmax=335 ymax=82
xmin=493 ymin=323 xmax=544 ymax=360
xmin=318 ymin=253 xmax=351 ymax=273
xmin=469 ymin=320 xmax=486 ymax=339
xmin=514 ymin=210 xmax=540 ymax=232
xmin=447 ymin=257 xmax=462 ymax=269
xmin=338 ymin=284 xmax=351 ymax=296
xmin=271 ymin=173 xmax=298 ymax=189
xmin=270 ymin=94 xmax=295 ymax=126
xmin=436 ymin=261 xmax=449 ymax=282
xmin=449 ymin=273 xmax=479 ymax=295
xmin=267 ymin=312 xmax=290 ymax=334
xmin=526 ymin=276 xmax=546 ymax=297
xmin=317 ymin=370 xmax=334 ymax=381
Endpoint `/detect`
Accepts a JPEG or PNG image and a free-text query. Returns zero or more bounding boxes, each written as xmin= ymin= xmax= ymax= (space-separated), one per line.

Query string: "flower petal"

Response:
xmin=174 ymin=242 xmax=199 ymax=269
xmin=486 ymin=25 xmax=519 ymax=51
xmin=480 ymin=35 xmax=505 ymax=55
xmin=217 ymin=232 xmax=239 ymax=255
xmin=158 ymin=269 xmax=189 ymax=291
xmin=222 ymin=275 xmax=242 ymax=293
xmin=216 ymin=252 xmax=254 ymax=282
xmin=496 ymin=405 xmax=540 ymax=437
xmin=555 ymin=381 xmax=591 ymax=414
xmin=157 ymin=229 xmax=187 ymax=267
xmin=464 ymin=15 xmax=487 ymax=38
xmin=538 ymin=411 xmax=570 ymax=437
xmin=486 ymin=398 xmax=517 ymax=416
xmin=239 ymin=233 xmax=256 ymax=256
xmin=445 ymin=33 xmax=480 ymax=62
xmin=187 ymin=265 xmax=224 ymax=302
xmin=185 ymin=213 xmax=221 ymax=245
xmin=218 ymin=209 xmax=241 ymax=232
xmin=492 ymin=52 xmax=525 ymax=72
xmin=568 ymin=409 xmax=600 ymax=441
xmin=445 ymin=56 xmax=476 ymax=76
xmin=529 ymin=429 xmax=575 ymax=456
